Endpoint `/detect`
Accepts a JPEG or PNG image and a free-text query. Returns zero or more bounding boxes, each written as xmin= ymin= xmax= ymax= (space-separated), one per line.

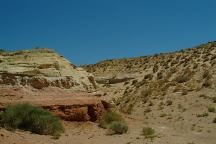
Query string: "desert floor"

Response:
xmin=0 ymin=113 xmax=215 ymax=144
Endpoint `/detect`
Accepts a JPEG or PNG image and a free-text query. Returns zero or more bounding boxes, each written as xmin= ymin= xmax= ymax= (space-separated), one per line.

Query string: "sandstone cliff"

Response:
xmin=0 ymin=48 xmax=106 ymax=122
xmin=0 ymin=48 xmax=96 ymax=91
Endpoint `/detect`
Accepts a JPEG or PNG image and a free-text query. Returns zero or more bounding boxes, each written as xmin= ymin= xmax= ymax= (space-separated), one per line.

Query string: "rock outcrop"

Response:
xmin=0 ymin=49 xmax=97 ymax=91
xmin=95 ymin=76 xmax=134 ymax=84
xmin=0 ymin=48 xmax=97 ymax=91
xmin=0 ymin=97 xmax=107 ymax=122
xmin=0 ymin=48 xmax=107 ymax=122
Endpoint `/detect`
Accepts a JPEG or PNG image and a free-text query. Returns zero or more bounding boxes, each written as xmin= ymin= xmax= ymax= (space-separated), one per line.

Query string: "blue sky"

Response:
xmin=0 ymin=0 xmax=216 ymax=65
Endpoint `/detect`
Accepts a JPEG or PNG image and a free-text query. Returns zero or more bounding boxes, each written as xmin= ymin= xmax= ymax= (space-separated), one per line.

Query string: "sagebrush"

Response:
xmin=99 ymin=111 xmax=128 ymax=134
xmin=0 ymin=103 xmax=64 ymax=137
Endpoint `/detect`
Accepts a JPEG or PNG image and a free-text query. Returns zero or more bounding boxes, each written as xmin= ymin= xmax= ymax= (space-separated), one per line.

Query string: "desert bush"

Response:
xmin=203 ymin=57 xmax=209 ymax=62
xmin=108 ymin=121 xmax=128 ymax=134
xmin=211 ymin=60 xmax=216 ymax=66
xmin=174 ymin=75 xmax=190 ymax=83
xmin=142 ymin=127 xmax=156 ymax=139
xmin=54 ymin=62 xmax=60 ymax=70
xmin=144 ymin=74 xmax=153 ymax=80
xmin=199 ymin=94 xmax=210 ymax=99
xmin=122 ymin=103 xmax=134 ymax=114
xmin=32 ymin=48 xmax=55 ymax=53
xmin=160 ymin=113 xmax=167 ymax=117
xmin=153 ymin=64 xmax=159 ymax=73
xmin=135 ymin=79 xmax=147 ymax=88
xmin=0 ymin=103 xmax=64 ymax=137
xmin=209 ymin=41 xmax=216 ymax=47
xmin=175 ymin=68 xmax=193 ymax=83
xmin=112 ymin=97 xmax=123 ymax=106
xmin=166 ymin=100 xmax=173 ymax=106
xmin=211 ymin=55 xmax=216 ymax=60
xmin=213 ymin=117 xmax=216 ymax=123
xmin=202 ymin=79 xmax=212 ymax=88
xmin=193 ymin=63 xmax=198 ymax=69
xmin=170 ymin=60 xmax=177 ymax=66
xmin=197 ymin=112 xmax=209 ymax=117
xmin=181 ymin=89 xmax=188 ymax=95
xmin=141 ymin=89 xmax=152 ymax=98
xmin=144 ymin=107 xmax=152 ymax=113
xmin=100 ymin=111 xmax=128 ymax=135
xmin=141 ymin=89 xmax=152 ymax=103
xmin=131 ymin=79 xmax=138 ymax=85
xmin=208 ymin=107 xmax=215 ymax=113
xmin=157 ymin=72 xmax=163 ymax=79
xmin=203 ymin=70 xmax=211 ymax=79
xmin=99 ymin=111 xmax=124 ymax=129
xmin=212 ymin=97 xmax=216 ymax=103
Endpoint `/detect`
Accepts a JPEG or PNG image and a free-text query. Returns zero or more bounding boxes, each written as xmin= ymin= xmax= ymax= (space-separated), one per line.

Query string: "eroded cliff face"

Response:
xmin=0 ymin=48 xmax=96 ymax=91
xmin=0 ymin=48 xmax=108 ymax=122
xmin=0 ymin=98 xmax=107 ymax=122
xmin=46 ymin=101 xmax=105 ymax=122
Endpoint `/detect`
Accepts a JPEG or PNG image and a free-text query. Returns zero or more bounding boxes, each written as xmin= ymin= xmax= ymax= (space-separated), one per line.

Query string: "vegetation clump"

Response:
xmin=197 ymin=112 xmax=209 ymax=117
xmin=142 ymin=127 xmax=156 ymax=139
xmin=208 ymin=107 xmax=215 ymax=113
xmin=212 ymin=97 xmax=216 ymax=103
xmin=213 ymin=117 xmax=216 ymax=123
xmin=99 ymin=110 xmax=128 ymax=134
xmin=166 ymin=100 xmax=173 ymax=106
xmin=0 ymin=103 xmax=64 ymax=138
xmin=108 ymin=121 xmax=128 ymax=134
xmin=174 ymin=75 xmax=190 ymax=83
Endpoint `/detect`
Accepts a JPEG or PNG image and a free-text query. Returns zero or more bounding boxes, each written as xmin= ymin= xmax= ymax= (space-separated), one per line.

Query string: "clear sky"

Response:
xmin=0 ymin=0 xmax=215 ymax=65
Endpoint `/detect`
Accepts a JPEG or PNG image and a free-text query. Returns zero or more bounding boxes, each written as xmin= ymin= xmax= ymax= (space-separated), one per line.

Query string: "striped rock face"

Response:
xmin=0 ymin=48 xmax=97 ymax=91
xmin=0 ymin=48 xmax=108 ymax=122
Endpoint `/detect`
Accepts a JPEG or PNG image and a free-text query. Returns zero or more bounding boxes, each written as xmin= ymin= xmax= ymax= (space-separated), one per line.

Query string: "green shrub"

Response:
xmin=142 ymin=127 xmax=156 ymax=139
xmin=197 ymin=112 xmax=209 ymax=117
xmin=0 ymin=103 xmax=64 ymax=137
xmin=213 ymin=117 xmax=216 ymax=123
xmin=208 ymin=107 xmax=215 ymax=113
xmin=212 ymin=97 xmax=216 ymax=103
xmin=108 ymin=121 xmax=128 ymax=134
xmin=99 ymin=111 xmax=128 ymax=135
xmin=99 ymin=111 xmax=124 ymax=129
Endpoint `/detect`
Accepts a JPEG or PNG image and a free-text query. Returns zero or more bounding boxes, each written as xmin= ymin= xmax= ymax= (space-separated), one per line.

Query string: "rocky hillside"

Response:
xmin=1 ymin=43 xmax=216 ymax=144
xmin=0 ymin=48 xmax=96 ymax=91
xmin=83 ymin=42 xmax=216 ymax=143
xmin=84 ymin=41 xmax=216 ymax=107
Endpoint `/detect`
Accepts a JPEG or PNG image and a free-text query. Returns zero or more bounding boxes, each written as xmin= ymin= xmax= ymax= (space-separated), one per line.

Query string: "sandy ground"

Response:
xmin=1 ymin=85 xmax=216 ymax=144
xmin=0 ymin=113 xmax=215 ymax=144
